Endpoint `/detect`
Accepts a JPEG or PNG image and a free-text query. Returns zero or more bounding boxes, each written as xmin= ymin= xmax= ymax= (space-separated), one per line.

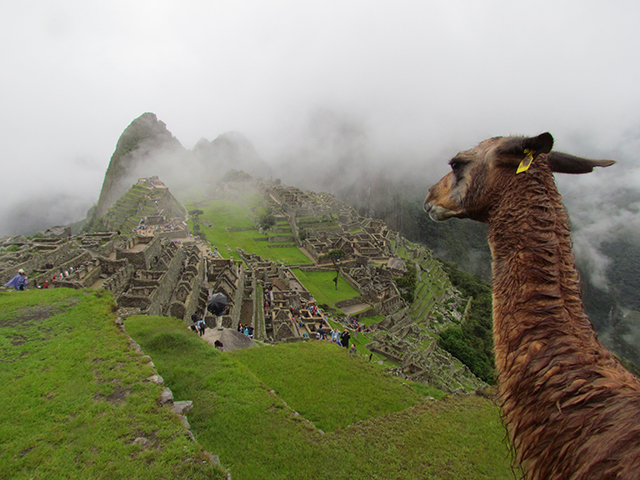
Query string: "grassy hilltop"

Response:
xmin=0 ymin=185 xmax=516 ymax=479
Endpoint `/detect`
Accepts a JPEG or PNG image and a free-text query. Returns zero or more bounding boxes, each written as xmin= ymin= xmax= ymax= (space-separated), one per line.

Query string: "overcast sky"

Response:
xmin=1 ymin=0 xmax=640 ymax=236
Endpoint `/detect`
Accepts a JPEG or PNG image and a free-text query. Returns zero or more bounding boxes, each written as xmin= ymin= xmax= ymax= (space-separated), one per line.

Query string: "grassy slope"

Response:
xmin=125 ymin=315 xmax=323 ymax=479
xmin=185 ymin=198 xmax=312 ymax=265
xmin=230 ymin=341 xmax=423 ymax=432
xmin=126 ymin=315 xmax=515 ymax=480
xmin=0 ymin=289 xmax=225 ymax=480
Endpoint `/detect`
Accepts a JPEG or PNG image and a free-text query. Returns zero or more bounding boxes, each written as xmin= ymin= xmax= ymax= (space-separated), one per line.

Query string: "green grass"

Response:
xmin=358 ymin=314 xmax=385 ymax=326
xmin=0 ymin=289 xmax=225 ymax=480
xmin=185 ymin=199 xmax=312 ymax=265
xmin=230 ymin=341 xmax=423 ymax=432
xmin=125 ymin=315 xmax=516 ymax=480
xmin=125 ymin=315 xmax=323 ymax=480
xmin=322 ymin=394 xmax=516 ymax=480
xmin=292 ymin=269 xmax=360 ymax=305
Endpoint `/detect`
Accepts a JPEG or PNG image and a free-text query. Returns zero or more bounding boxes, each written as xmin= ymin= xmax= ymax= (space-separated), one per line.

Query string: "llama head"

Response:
xmin=424 ymin=132 xmax=615 ymax=223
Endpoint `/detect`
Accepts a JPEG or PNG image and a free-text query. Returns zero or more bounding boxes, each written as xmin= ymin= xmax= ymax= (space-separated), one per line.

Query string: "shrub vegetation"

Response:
xmin=437 ymin=261 xmax=496 ymax=383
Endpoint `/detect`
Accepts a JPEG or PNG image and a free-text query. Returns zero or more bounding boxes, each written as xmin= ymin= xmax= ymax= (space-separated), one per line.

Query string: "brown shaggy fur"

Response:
xmin=425 ymin=133 xmax=640 ymax=480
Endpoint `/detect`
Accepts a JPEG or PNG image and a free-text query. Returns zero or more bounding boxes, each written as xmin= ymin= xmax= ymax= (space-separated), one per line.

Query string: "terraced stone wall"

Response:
xmin=147 ymin=243 xmax=183 ymax=316
xmin=102 ymin=261 xmax=135 ymax=294
xmin=116 ymin=236 xmax=162 ymax=270
xmin=0 ymin=242 xmax=74 ymax=284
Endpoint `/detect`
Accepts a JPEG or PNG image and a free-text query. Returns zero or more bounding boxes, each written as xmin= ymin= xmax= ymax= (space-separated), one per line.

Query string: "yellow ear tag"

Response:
xmin=516 ymin=149 xmax=534 ymax=174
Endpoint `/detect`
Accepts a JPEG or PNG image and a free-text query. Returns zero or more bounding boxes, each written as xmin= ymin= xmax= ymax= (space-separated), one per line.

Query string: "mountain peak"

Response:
xmin=94 ymin=113 xmax=184 ymax=219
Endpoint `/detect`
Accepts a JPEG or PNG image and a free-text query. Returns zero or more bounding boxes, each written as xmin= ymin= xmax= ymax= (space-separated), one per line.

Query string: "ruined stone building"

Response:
xmin=0 ymin=176 xmax=488 ymax=393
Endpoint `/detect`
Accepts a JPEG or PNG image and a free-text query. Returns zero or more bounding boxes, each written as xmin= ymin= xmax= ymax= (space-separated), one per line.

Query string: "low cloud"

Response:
xmin=0 ymin=194 xmax=94 ymax=237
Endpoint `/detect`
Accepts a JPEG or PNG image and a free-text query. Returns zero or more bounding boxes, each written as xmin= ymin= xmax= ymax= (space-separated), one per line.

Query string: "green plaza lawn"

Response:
xmin=291 ymin=268 xmax=360 ymax=305
xmin=185 ymin=198 xmax=312 ymax=265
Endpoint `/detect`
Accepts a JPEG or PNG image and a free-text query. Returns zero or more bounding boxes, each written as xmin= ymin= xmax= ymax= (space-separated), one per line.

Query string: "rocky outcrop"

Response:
xmin=95 ymin=113 xmax=185 ymax=219
xmin=93 ymin=115 xmax=272 ymax=230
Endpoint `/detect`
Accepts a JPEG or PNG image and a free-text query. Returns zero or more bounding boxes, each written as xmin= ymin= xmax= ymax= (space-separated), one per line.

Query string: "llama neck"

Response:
xmin=484 ymin=165 xmax=640 ymax=479
xmin=486 ymin=165 xmax=595 ymax=375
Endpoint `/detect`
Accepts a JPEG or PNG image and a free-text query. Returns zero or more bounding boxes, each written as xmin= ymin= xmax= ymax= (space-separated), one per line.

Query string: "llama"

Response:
xmin=424 ymin=132 xmax=640 ymax=480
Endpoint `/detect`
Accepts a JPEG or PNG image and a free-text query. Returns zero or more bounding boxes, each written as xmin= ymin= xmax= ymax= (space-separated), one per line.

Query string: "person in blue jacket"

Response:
xmin=5 ymin=269 xmax=27 ymax=291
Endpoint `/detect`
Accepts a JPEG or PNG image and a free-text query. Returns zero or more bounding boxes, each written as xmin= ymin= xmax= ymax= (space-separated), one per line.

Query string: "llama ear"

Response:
xmin=496 ymin=133 xmax=554 ymax=172
xmin=547 ymin=152 xmax=615 ymax=174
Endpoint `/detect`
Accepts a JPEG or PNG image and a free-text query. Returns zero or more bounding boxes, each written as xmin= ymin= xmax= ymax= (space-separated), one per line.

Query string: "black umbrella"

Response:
xmin=207 ymin=292 xmax=228 ymax=316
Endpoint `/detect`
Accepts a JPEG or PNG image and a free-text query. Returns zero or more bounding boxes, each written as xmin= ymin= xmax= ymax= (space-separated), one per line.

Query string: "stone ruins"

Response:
xmin=0 ymin=177 xmax=486 ymax=392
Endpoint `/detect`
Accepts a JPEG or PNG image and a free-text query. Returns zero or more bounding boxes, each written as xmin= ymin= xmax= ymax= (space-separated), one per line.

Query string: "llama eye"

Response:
xmin=450 ymin=162 xmax=463 ymax=175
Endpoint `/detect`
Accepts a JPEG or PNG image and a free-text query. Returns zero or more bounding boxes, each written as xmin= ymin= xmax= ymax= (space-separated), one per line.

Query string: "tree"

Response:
xmin=327 ymin=249 xmax=346 ymax=290
xmin=394 ymin=262 xmax=416 ymax=304
xmin=258 ymin=208 xmax=276 ymax=231
xmin=188 ymin=209 xmax=204 ymax=220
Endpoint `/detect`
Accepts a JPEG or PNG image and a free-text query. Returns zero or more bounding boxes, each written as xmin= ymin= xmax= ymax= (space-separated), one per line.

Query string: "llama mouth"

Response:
xmin=424 ymin=202 xmax=454 ymax=221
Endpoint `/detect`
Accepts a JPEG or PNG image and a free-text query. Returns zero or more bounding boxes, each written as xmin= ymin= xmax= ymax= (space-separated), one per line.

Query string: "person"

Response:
xmin=5 ymin=269 xmax=27 ymax=291
xmin=340 ymin=329 xmax=351 ymax=349
xmin=331 ymin=328 xmax=342 ymax=346
xmin=349 ymin=344 xmax=357 ymax=354
xmin=214 ymin=339 xmax=224 ymax=351
xmin=197 ymin=318 xmax=206 ymax=336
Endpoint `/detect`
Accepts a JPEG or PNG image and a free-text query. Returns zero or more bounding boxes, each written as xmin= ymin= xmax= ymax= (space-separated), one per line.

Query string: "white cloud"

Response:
xmin=1 ymin=0 xmax=640 ymax=235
